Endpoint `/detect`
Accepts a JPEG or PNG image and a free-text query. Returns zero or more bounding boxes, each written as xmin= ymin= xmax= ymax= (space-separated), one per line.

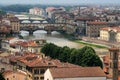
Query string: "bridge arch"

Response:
xmin=33 ymin=30 xmax=61 ymax=35
xmin=21 ymin=20 xmax=31 ymax=23
xmin=32 ymin=21 xmax=41 ymax=23
xmin=42 ymin=21 xmax=48 ymax=23
xmin=33 ymin=30 xmax=47 ymax=34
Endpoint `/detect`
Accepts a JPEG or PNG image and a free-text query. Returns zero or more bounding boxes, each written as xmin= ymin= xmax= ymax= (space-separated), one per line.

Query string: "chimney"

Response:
xmin=109 ymin=47 xmax=119 ymax=80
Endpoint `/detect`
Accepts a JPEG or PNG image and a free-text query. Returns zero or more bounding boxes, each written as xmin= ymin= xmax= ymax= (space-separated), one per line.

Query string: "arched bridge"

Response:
xmin=20 ymin=23 xmax=66 ymax=34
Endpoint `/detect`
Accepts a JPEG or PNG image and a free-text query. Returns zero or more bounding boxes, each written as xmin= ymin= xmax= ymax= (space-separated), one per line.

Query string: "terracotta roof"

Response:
xmin=3 ymin=70 xmax=13 ymax=76
xmin=75 ymin=17 xmax=99 ymax=21
xmin=87 ymin=22 xmax=108 ymax=25
xmin=49 ymin=67 xmax=106 ymax=78
xmin=16 ymin=53 xmax=80 ymax=68
xmin=46 ymin=7 xmax=56 ymax=12
xmin=109 ymin=47 xmax=119 ymax=51
xmin=3 ymin=70 xmax=27 ymax=77
xmin=101 ymin=27 xmax=120 ymax=32
xmin=4 ymin=52 xmax=36 ymax=63
xmin=17 ymin=40 xmax=45 ymax=47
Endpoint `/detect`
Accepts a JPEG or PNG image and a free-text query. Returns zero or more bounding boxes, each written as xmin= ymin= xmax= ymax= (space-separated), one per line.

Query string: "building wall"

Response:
xmin=28 ymin=47 xmax=41 ymax=53
xmin=86 ymin=24 xmax=107 ymax=37
xmin=44 ymin=69 xmax=53 ymax=80
xmin=116 ymin=33 xmax=120 ymax=42
xmin=4 ymin=72 xmax=27 ymax=80
xmin=66 ymin=24 xmax=77 ymax=34
xmin=1 ymin=41 xmax=10 ymax=50
xmin=32 ymin=68 xmax=46 ymax=80
xmin=100 ymin=30 xmax=109 ymax=41
xmin=10 ymin=21 xmax=20 ymax=32
xmin=29 ymin=8 xmax=45 ymax=17
xmin=100 ymin=29 xmax=120 ymax=42
xmin=0 ymin=62 xmax=13 ymax=71
xmin=54 ymin=77 xmax=106 ymax=80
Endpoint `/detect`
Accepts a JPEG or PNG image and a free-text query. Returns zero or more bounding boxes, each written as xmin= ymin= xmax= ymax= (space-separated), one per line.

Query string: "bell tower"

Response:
xmin=109 ymin=47 xmax=119 ymax=80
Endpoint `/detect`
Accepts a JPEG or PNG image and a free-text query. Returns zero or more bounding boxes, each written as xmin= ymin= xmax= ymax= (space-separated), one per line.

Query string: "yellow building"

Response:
xmin=5 ymin=13 xmax=15 ymax=18
xmin=100 ymin=27 xmax=120 ymax=42
xmin=8 ymin=17 xmax=20 ymax=32
xmin=3 ymin=70 xmax=27 ymax=80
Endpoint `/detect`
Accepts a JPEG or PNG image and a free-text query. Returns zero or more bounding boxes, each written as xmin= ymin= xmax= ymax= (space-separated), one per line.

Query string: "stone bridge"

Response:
xmin=20 ymin=23 xmax=66 ymax=34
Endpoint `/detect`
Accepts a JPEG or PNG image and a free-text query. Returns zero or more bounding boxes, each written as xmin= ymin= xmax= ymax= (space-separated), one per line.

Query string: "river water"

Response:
xmin=20 ymin=30 xmax=84 ymax=49
xmin=20 ymin=30 xmax=108 ymax=54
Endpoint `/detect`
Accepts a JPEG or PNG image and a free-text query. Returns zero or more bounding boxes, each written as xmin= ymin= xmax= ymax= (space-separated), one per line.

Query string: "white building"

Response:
xmin=44 ymin=67 xmax=106 ymax=80
xmin=29 ymin=7 xmax=45 ymax=17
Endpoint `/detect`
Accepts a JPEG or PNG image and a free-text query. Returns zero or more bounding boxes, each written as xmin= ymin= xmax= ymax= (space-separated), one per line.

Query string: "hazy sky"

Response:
xmin=0 ymin=0 xmax=120 ymax=5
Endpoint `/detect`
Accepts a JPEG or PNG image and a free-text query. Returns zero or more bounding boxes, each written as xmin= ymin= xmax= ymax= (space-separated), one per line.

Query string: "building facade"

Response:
xmin=3 ymin=70 xmax=27 ymax=80
xmin=86 ymin=22 xmax=108 ymax=37
xmin=75 ymin=17 xmax=100 ymax=36
xmin=100 ymin=27 xmax=120 ymax=42
xmin=29 ymin=7 xmax=45 ymax=17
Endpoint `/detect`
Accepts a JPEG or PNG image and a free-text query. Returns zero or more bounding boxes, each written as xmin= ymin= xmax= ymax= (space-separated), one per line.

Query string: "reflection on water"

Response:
xmin=20 ymin=30 xmax=84 ymax=48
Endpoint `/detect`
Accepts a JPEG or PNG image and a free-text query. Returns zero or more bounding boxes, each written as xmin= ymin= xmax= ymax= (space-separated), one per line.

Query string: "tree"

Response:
xmin=0 ymin=73 xmax=5 ymax=80
xmin=41 ymin=43 xmax=61 ymax=59
xmin=88 ymin=55 xmax=103 ymax=68
xmin=41 ymin=44 xmax=103 ymax=68
xmin=59 ymin=46 xmax=71 ymax=62
xmin=80 ymin=46 xmax=96 ymax=55
xmin=76 ymin=46 xmax=103 ymax=68
xmin=69 ymin=48 xmax=78 ymax=63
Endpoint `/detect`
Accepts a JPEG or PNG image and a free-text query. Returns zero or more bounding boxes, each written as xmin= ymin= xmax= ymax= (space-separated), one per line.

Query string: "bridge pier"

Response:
xmin=29 ymin=31 xmax=34 ymax=35
xmin=47 ymin=30 xmax=52 ymax=34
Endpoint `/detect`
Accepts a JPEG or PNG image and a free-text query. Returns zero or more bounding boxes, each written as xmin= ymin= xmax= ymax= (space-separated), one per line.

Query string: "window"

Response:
xmin=7 ymin=78 xmax=9 ymax=80
xmin=40 ymin=69 xmax=45 ymax=74
xmin=34 ymin=77 xmax=39 ymax=80
xmin=40 ymin=77 xmax=44 ymax=80
xmin=29 ymin=75 xmax=31 ymax=78
xmin=34 ymin=69 xmax=39 ymax=74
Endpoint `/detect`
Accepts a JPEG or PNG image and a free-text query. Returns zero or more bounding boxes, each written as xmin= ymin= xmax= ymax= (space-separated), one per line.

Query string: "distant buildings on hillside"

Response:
xmin=29 ymin=7 xmax=46 ymax=17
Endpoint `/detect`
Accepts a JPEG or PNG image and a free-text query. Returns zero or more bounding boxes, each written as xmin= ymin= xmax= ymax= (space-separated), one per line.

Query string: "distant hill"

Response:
xmin=0 ymin=4 xmax=72 ymax=13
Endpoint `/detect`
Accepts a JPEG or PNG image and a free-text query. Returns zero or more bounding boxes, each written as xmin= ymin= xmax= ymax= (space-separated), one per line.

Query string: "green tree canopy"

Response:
xmin=59 ymin=46 xmax=71 ymax=62
xmin=41 ymin=44 xmax=103 ymax=68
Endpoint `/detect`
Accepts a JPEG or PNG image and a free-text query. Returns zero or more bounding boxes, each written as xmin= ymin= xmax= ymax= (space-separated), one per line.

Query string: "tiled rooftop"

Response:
xmin=49 ymin=67 xmax=106 ymax=78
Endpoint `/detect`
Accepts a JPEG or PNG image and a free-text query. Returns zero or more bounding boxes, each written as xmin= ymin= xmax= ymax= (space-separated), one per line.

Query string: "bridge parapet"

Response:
xmin=20 ymin=23 xmax=66 ymax=35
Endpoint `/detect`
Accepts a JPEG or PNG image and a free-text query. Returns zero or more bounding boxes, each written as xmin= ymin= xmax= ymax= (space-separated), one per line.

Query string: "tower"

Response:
xmin=109 ymin=47 xmax=119 ymax=80
xmin=78 ymin=6 xmax=80 ymax=17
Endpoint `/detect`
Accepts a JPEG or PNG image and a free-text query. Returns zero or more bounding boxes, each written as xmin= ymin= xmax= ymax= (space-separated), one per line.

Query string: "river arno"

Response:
xmin=20 ymin=30 xmax=108 ymax=55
